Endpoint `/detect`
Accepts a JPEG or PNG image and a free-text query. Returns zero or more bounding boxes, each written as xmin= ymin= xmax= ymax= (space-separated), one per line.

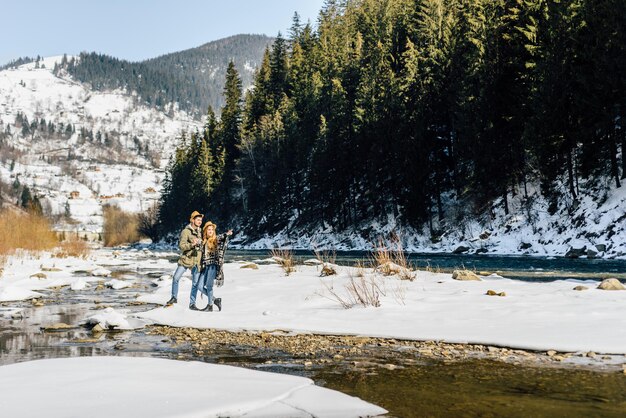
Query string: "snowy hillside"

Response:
xmin=0 ymin=56 xmax=200 ymax=235
xmin=0 ymin=156 xmax=164 ymax=236
xmin=234 ymin=178 xmax=626 ymax=260
xmin=0 ymin=56 xmax=199 ymax=166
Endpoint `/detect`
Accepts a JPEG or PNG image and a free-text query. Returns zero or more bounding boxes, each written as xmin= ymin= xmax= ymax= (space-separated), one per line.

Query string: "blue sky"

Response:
xmin=0 ymin=0 xmax=326 ymax=66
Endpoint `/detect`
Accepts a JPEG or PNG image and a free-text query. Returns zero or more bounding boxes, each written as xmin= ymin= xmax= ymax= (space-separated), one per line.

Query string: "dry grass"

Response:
xmin=271 ymin=248 xmax=296 ymax=276
xmin=0 ymin=209 xmax=58 ymax=255
xmin=372 ymin=238 xmax=416 ymax=281
xmin=53 ymin=237 xmax=90 ymax=259
xmin=424 ymin=262 xmax=443 ymax=274
xmin=315 ymin=249 xmax=337 ymax=276
xmin=314 ymin=249 xmax=336 ymax=265
xmin=354 ymin=260 xmax=367 ymax=278
xmin=103 ymin=204 xmax=141 ymax=247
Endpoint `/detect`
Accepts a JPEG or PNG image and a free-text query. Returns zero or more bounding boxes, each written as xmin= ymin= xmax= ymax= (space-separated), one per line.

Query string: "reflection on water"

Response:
xmin=0 ymin=303 xmax=186 ymax=367
xmin=317 ymin=360 xmax=626 ymax=418
xmin=0 ymin=304 xmax=101 ymax=365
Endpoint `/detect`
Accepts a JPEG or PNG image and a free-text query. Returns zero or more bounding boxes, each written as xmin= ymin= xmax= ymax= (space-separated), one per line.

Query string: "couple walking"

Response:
xmin=165 ymin=211 xmax=232 ymax=312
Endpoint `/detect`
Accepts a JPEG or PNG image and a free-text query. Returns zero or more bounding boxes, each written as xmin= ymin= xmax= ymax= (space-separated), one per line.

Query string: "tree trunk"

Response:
xmin=609 ymin=131 xmax=621 ymax=188
xmin=566 ymin=148 xmax=577 ymax=200
xmin=435 ymin=178 xmax=444 ymax=223
xmin=428 ymin=209 xmax=434 ymax=236
xmin=450 ymin=129 xmax=459 ymax=196
xmin=503 ymin=187 xmax=509 ymax=216
xmin=621 ymin=125 xmax=626 ymax=180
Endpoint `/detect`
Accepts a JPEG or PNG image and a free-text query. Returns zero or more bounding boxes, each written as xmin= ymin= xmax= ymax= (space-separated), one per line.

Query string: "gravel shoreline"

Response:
xmin=149 ymin=326 xmax=626 ymax=373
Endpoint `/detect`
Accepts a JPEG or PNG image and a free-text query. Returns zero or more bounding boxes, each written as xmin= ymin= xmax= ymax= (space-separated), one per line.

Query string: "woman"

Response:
xmin=190 ymin=221 xmax=232 ymax=312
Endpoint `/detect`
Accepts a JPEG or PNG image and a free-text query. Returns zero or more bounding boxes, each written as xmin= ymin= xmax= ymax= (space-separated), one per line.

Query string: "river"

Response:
xmin=1 ymin=250 xmax=625 ymax=417
xmin=229 ymin=249 xmax=626 ymax=282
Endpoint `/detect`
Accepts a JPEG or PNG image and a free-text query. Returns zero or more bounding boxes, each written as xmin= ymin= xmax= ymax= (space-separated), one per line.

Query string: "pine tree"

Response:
xmin=246 ymin=49 xmax=272 ymax=130
xmin=155 ymin=0 xmax=626 ymax=241
xmin=188 ymin=132 xmax=215 ymax=213
xmin=20 ymin=186 xmax=33 ymax=209
xmin=212 ymin=61 xmax=243 ymax=221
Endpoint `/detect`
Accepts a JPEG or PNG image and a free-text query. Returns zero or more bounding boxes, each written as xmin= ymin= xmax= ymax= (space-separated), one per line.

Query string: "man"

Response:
xmin=165 ymin=211 xmax=203 ymax=307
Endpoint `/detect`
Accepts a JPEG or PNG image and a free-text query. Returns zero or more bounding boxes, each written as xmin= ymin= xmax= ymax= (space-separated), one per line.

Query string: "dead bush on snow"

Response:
xmin=271 ymin=248 xmax=296 ymax=276
xmin=372 ymin=238 xmax=415 ymax=281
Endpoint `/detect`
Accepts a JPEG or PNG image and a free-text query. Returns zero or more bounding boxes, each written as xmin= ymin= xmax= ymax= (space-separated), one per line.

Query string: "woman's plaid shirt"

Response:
xmin=201 ymin=234 xmax=227 ymax=266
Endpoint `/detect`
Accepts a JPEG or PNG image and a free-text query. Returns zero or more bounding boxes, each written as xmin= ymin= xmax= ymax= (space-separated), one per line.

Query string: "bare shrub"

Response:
xmin=318 ymin=279 xmax=353 ymax=309
xmin=271 ymin=248 xmax=295 ymax=276
xmin=103 ymin=204 xmax=140 ymax=247
xmin=372 ymin=242 xmax=391 ymax=269
xmin=138 ymin=202 xmax=160 ymax=242
xmin=345 ymin=275 xmax=382 ymax=307
xmin=318 ymin=271 xmax=384 ymax=309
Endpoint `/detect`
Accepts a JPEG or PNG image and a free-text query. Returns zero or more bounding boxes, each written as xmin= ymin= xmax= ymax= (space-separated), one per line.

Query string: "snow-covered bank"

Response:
xmin=0 ymin=252 xmax=106 ymax=302
xmin=0 ymin=357 xmax=386 ymax=418
xmin=232 ymin=181 xmax=626 ymax=260
xmin=137 ymin=262 xmax=626 ymax=355
xmin=2 ymin=247 xmax=625 ymax=357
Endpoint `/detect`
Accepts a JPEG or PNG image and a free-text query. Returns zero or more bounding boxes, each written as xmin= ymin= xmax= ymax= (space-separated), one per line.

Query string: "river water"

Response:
xmin=1 ymin=251 xmax=625 ymax=417
xmin=230 ymin=249 xmax=626 ymax=282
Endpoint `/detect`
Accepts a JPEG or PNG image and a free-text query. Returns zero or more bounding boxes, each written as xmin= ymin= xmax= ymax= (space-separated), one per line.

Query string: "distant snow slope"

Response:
xmin=0 ymin=57 xmax=200 ymax=234
xmin=0 ymin=56 xmax=199 ymax=165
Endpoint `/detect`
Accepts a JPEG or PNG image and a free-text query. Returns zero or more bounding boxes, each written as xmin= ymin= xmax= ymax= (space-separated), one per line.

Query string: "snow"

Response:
xmin=0 ymin=307 xmax=22 ymax=318
xmin=0 ymin=286 xmax=42 ymax=302
xmin=0 ymin=58 xmax=198 ymax=164
xmin=0 ymin=252 xmax=103 ymax=301
xmin=90 ymin=267 xmax=112 ymax=277
xmin=137 ymin=262 xmax=626 ymax=354
xmin=85 ymin=307 xmax=146 ymax=330
xmin=2 ymin=247 xmax=624 ymax=353
xmin=0 ymin=157 xmax=164 ymax=234
xmin=0 ymin=357 xmax=387 ymax=418
xmin=70 ymin=277 xmax=89 ymax=290
xmin=104 ymin=278 xmax=131 ymax=289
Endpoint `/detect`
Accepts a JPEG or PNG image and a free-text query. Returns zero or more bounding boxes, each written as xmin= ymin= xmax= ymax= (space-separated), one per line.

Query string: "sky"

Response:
xmin=0 ymin=0 xmax=326 ymax=66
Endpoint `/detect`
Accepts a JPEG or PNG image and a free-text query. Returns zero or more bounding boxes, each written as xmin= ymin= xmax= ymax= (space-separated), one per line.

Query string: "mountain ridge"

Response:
xmin=54 ymin=34 xmax=273 ymax=117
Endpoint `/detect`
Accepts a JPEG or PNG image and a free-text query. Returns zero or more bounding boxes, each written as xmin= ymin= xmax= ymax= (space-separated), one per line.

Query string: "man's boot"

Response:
xmin=189 ymin=304 xmax=199 ymax=311
xmin=201 ymin=304 xmax=213 ymax=312
xmin=165 ymin=296 xmax=177 ymax=307
xmin=214 ymin=298 xmax=222 ymax=312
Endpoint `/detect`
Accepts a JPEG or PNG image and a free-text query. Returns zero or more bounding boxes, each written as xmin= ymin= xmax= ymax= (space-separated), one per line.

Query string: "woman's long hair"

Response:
xmin=203 ymin=224 xmax=217 ymax=252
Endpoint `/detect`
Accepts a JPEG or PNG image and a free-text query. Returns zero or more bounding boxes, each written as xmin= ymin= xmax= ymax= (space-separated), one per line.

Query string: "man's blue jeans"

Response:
xmin=191 ymin=265 xmax=217 ymax=306
xmin=170 ymin=264 xmax=199 ymax=300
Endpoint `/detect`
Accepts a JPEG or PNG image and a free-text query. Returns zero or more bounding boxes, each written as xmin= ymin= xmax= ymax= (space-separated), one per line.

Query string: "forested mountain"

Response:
xmin=158 ymin=0 xmax=626 ymax=251
xmin=54 ymin=34 xmax=273 ymax=117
